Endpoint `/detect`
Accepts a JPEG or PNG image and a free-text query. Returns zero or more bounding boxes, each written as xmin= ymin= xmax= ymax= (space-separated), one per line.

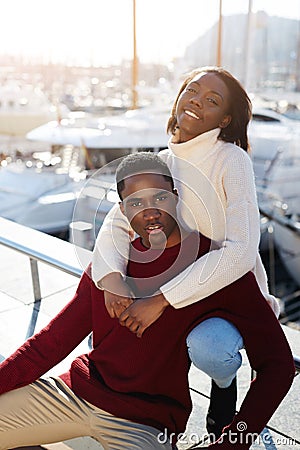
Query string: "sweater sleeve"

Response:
xmin=91 ymin=202 xmax=134 ymax=286
xmin=160 ymin=150 xmax=263 ymax=308
xmin=0 ymin=274 xmax=92 ymax=395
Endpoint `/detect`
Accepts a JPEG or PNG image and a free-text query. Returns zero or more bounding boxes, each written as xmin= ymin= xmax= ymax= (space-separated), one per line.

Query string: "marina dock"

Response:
xmin=0 ymin=219 xmax=299 ymax=450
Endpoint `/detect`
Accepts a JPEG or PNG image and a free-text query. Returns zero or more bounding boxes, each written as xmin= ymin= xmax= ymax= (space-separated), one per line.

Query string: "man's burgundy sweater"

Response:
xmin=0 ymin=231 xmax=294 ymax=449
xmin=0 ymin=232 xmax=211 ymax=438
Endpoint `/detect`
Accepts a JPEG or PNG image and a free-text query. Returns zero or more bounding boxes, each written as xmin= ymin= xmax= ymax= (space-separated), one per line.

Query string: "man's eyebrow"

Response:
xmin=125 ymin=190 xmax=170 ymax=203
xmin=125 ymin=196 xmax=142 ymax=203
xmin=152 ymin=190 xmax=170 ymax=197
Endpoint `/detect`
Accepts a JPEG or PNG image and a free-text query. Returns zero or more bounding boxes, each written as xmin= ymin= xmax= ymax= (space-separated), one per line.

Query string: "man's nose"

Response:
xmin=143 ymin=207 xmax=161 ymax=220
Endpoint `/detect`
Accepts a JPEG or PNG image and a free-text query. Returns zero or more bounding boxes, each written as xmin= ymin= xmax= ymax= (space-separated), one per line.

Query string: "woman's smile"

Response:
xmin=184 ymin=108 xmax=201 ymax=120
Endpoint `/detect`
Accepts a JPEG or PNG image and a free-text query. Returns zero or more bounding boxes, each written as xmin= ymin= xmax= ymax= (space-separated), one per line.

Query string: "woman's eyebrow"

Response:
xmin=188 ymin=81 xmax=224 ymax=101
xmin=187 ymin=81 xmax=199 ymax=88
xmin=210 ymin=90 xmax=224 ymax=101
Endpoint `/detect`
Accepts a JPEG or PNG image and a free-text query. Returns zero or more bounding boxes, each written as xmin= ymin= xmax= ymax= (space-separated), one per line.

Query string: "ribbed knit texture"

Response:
xmin=92 ymin=129 xmax=279 ymax=316
xmin=0 ymin=234 xmax=211 ymax=440
xmin=0 ymin=233 xmax=294 ymax=449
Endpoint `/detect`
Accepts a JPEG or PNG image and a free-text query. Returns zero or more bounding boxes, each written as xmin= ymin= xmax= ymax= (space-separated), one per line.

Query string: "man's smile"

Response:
xmin=145 ymin=223 xmax=164 ymax=234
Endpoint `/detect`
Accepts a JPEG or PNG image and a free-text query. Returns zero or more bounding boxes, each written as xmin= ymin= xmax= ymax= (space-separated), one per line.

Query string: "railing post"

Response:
xmin=26 ymin=258 xmax=43 ymax=338
xmin=29 ymin=258 xmax=42 ymax=303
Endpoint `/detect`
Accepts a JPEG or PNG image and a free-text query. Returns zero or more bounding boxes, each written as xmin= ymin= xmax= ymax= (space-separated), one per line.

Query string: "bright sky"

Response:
xmin=1 ymin=0 xmax=300 ymax=66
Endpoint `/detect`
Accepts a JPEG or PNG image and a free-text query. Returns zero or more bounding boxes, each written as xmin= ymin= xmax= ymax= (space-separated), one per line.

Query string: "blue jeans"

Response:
xmin=186 ymin=317 xmax=244 ymax=388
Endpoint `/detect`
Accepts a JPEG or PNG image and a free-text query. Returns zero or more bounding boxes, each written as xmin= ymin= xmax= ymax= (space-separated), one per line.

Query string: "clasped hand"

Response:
xmin=102 ymin=272 xmax=134 ymax=318
xmin=103 ymin=285 xmax=133 ymax=319
xmin=119 ymin=294 xmax=169 ymax=338
xmin=101 ymin=273 xmax=169 ymax=337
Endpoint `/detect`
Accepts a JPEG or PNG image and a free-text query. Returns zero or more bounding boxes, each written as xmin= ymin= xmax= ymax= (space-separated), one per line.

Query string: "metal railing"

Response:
xmin=0 ymin=219 xmax=300 ymax=373
xmin=294 ymin=355 xmax=300 ymax=373
xmin=0 ymin=229 xmax=84 ymax=279
xmin=0 ymin=217 xmax=90 ymax=337
xmin=259 ymin=205 xmax=300 ymax=326
xmin=0 ymin=217 xmax=89 ymax=299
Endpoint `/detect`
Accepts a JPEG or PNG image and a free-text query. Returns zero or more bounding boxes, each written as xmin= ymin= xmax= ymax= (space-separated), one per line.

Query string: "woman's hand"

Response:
xmin=119 ymin=293 xmax=169 ymax=337
xmin=101 ymin=273 xmax=134 ymax=318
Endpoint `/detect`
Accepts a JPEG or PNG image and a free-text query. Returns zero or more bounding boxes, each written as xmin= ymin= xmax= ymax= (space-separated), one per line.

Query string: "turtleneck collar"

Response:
xmin=168 ymin=128 xmax=221 ymax=161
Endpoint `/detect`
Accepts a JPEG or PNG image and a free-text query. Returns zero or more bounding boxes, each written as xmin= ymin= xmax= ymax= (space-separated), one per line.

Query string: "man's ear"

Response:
xmin=119 ymin=201 xmax=126 ymax=216
xmin=219 ymin=114 xmax=231 ymax=129
xmin=173 ymin=188 xmax=179 ymax=203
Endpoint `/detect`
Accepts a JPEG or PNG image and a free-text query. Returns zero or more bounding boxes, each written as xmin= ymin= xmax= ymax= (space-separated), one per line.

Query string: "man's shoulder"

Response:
xmin=157 ymin=148 xmax=172 ymax=162
xmin=130 ymin=236 xmax=143 ymax=249
xmin=182 ymin=231 xmax=211 ymax=258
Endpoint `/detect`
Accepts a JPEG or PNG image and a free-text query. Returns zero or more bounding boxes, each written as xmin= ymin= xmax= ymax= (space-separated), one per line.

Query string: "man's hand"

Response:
xmin=100 ymin=273 xmax=134 ymax=318
xmin=119 ymin=293 xmax=169 ymax=337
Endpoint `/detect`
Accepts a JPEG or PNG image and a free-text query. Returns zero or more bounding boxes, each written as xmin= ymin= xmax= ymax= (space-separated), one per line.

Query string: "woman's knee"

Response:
xmin=186 ymin=318 xmax=243 ymax=384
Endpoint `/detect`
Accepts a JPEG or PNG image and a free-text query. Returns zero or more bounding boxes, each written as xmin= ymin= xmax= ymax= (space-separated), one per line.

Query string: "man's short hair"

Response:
xmin=116 ymin=152 xmax=174 ymax=199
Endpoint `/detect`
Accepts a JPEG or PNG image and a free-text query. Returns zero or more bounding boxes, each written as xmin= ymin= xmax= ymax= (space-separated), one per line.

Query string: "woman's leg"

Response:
xmin=186 ymin=318 xmax=243 ymax=440
xmin=208 ymin=276 xmax=295 ymax=449
xmin=186 ymin=318 xmax=243 ymax=388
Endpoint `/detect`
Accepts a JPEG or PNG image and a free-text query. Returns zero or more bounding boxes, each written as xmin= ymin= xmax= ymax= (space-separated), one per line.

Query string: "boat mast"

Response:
xmin=216 ymin=0 xmax=223 ymax=66
xmin=296 ymin=3 xmax=300 ymax=91
xmin=243 ymin=0 xmax=253 ymax=89
xmin=131 ymin=0 xmax=138 ymax=109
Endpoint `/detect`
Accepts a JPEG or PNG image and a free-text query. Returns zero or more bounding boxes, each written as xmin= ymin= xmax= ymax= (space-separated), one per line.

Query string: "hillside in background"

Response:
xmin=184 ymin=12 xmax=300 ymax=91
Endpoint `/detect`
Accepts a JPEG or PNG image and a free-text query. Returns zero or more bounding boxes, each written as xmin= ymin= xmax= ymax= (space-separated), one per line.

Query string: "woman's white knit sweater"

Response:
xmin=92 ymin=128 xmax=279 ymax=316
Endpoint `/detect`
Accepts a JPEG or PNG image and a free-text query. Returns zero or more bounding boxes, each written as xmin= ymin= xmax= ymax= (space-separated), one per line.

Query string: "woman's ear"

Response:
xmin=172 ymin=125 xmax=181 ymax=143
xmin=219 ymin=114 xmax=232 ymax=129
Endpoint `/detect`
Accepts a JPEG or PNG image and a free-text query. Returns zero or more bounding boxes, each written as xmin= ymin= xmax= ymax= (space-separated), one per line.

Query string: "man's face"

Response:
xmin=120 ymin=172 xmax=179 ymax=248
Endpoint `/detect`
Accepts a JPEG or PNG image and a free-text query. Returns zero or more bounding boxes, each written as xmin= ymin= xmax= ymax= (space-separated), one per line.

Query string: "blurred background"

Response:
xmin=1 ymin=0 xmax=300 ymax=325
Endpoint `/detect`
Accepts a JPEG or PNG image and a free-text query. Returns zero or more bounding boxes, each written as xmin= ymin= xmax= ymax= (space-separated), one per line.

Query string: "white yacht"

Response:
xmin=0 ymin=82 xmax=67 ymax=136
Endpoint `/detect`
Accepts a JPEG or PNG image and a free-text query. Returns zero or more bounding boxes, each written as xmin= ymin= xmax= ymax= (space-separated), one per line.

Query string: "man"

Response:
xmin=0 ymin=153 xmax=294 ymax=450
xmin=0 ymin=153 xmax=208 ymax=450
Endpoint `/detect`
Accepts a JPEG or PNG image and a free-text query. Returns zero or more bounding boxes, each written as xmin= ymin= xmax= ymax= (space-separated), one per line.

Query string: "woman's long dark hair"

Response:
xmin=167 ymin=66 xmax=252 ymax=153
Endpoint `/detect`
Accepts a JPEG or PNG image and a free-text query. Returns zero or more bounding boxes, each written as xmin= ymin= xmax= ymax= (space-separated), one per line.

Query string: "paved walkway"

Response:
xmin=0 ymin=244 xmax=299 ymax=450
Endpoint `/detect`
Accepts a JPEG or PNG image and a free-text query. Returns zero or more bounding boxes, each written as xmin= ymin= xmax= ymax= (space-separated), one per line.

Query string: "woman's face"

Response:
xmin=175 ymin=72 xmax=232 ymax=142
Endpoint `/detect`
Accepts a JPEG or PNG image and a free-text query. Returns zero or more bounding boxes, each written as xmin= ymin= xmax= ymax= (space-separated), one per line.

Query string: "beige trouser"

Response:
xmin=0 ymin=377 xmax=173 ymax=450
